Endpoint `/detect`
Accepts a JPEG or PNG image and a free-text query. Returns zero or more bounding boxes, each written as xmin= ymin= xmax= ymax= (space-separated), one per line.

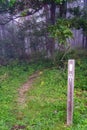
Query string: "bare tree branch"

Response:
xmin=0 ymin=5 xmax=43 ymax=25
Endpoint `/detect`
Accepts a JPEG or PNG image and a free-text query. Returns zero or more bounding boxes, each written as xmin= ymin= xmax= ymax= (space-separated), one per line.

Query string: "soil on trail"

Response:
xmin=12 ymin=72 xmax=42 ymax=130
xmin=18 ymin=71 xmax=41 ymax=107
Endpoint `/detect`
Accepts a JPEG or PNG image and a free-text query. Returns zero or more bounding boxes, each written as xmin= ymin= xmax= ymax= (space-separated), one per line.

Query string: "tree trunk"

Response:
xmin=49 ymin=1 xmax=56 ymax=59
xmin=50 ymin=1 xmax=56 ymax=24
xmin=85 ymin=35 xmax=87 ymax=48
xmin=59 ymin=0 xmax=67 ymax=18
xmin=44 ymin=4 xmax=50 ymax=57
xmin=84 ymin=0 xmax=87 ymax=48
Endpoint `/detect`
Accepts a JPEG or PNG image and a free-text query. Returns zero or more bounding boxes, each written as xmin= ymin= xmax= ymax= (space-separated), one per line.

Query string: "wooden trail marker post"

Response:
xmin=67 ymin=60 xmax=75 ymax=126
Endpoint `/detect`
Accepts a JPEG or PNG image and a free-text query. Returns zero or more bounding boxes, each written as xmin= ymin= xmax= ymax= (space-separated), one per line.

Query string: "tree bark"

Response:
xmin=59 ymin=0 xmax=67 ymax=18
xmin=49 ymin=1 xmax=56 ymax=59
xmin=84 ymin=0 xmax=87 ymax=48
xmin=50 ymin=1 xmax=56 ymax=24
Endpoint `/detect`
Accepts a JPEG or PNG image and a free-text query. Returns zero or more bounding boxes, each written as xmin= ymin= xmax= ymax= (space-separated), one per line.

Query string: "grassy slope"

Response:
xmin=0 ymin=61 xmax=49 ymax=130
xmin=0 ymin=50 xmax=87 ymax=130
xmin=25 ymin=61 xmax=87 ymax=130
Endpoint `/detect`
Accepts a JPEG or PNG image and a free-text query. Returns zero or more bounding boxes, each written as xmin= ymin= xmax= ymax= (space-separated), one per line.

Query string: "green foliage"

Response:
xmin=0 ymin=0 xmax=9 ymax=11
xmin=55 ymin=0 xmax=66 ymax=4
xmin=49 ymin=19 xmax=73 ymax=45
xmin=70 ymin=17 xmax=87 ymax=34
xmin=21 ymin=10 xmax=28 ymax=16
xmin=9 ymin=0 xmax=16 ymax=7
xmin=68 ymin=6 xmax=81 ymax=16
xmin=68 ymin=6 xmax=87 ymax=35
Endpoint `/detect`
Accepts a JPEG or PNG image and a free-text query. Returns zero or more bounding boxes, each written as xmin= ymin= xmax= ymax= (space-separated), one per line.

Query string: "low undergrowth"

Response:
xmin=0 ymin=60 xmax=51 ymax=130
xmin=0 ymin=49 xmax=87 ymax=130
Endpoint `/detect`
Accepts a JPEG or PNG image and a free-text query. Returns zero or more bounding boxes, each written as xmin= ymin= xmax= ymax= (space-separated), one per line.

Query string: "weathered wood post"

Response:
xmin=67 ymin=59 xmax=75 ymax=125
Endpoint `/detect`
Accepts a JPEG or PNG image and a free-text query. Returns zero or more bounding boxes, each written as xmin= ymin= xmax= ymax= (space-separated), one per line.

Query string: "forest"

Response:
xmin=0 ymin=0 xmax=87 ymax=130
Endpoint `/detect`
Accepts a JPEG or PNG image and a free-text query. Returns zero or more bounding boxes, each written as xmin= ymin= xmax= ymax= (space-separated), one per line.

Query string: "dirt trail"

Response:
xmin=18 ymin=71 xmax=41 ymax=107
xmin=12 ymin=71 xmax=41 ymax=130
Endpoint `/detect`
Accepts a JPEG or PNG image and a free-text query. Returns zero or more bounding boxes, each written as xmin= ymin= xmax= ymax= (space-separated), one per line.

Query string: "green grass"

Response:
xmin=0 ymin=60 xmax=51 ymax=130
xmin=24 ymin=62 xmax=87 ymax=130
xmin=0 ymin=50 xmax=87 ymax=130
